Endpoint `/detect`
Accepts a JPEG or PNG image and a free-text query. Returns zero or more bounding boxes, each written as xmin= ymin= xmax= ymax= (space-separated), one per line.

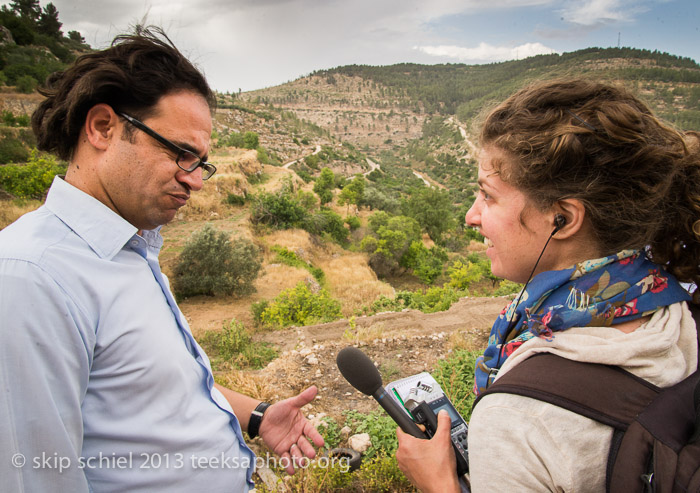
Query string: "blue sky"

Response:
xmin=15 ymin=0 xmax=700 ymax=92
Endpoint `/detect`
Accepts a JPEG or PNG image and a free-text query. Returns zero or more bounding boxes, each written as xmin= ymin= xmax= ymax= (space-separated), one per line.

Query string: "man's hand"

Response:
xmin=396 ymin=410 xmax=461 ymax=493
xmin=259 ymin=386 xmax=324 ymax=475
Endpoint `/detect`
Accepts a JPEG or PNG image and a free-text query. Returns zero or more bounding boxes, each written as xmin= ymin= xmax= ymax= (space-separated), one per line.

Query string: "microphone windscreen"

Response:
xmin=336 ymin=346 xmax=382 ymax=395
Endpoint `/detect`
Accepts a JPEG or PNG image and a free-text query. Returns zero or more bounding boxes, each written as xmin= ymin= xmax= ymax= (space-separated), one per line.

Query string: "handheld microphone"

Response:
xmin=336 ymin=346 xmax=426 ymax=439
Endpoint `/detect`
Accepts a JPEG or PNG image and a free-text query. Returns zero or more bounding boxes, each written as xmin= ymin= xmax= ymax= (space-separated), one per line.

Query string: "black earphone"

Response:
xmin=553 ymin=214 xmax=567 ymax=234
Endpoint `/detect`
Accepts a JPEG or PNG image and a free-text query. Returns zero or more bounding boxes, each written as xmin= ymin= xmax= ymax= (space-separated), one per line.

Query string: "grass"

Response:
xmin=196 ymin=319 xmax=278 ymax=371
xmin=0 ymin=198 xmax=41 ymax=230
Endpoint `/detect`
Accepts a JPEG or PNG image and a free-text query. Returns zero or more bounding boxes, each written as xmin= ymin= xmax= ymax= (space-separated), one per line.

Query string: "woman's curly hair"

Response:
xmin=480 ymin=78 xmax=700 ymax=293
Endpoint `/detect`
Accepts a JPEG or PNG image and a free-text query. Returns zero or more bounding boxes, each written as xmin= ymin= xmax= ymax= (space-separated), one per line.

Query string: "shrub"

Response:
xmin=431 ymin=349 xmax=481 ymax=421
xmin=257 ymin=282 xmax=342 ymax=329
xmin=0 ymin=137 xmax=30 ymax=165
xmin=345 ymin=215 xmax=361 ymax=231
xmin=172 ymin=224 xmax=262 ymax=299
xmin=225 ymin=193 xmax=245 ymax=206
xmin=243 ymin=131 xmax=259 ymax=149
xmin=249 ymin=187 xmax=309 ymax=229
xmin=305 ymin=209 xmax=348 ymax=245
xmin=0 ymin=150 xmax=66 ymax=197
xmin=197 ymin=320 xmax=277 ymax=371
xmin=400 ymin=241 xmax=448 ymax=284
xmin=16 ymin=75 xmax=37 ymax=94
xmin=271 ymin=245 xmax=325 ymax=283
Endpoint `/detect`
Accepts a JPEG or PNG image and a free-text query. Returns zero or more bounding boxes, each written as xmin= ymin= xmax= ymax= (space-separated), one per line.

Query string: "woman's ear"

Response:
xmin=552 ymin=199 xmax=586 ymax=238
xmin=83 ymin=104 xmax=119 ymax=151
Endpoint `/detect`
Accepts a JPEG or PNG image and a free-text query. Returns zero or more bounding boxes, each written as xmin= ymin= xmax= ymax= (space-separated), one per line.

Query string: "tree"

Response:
xmin=404 ymin=187 xmax=455 ymax=243
xmin=338 ymin=175 xmax=365 ymax=213
xmin=361 ymin=212 xmax=422 ymax=275
xmin=67 ymin=30 xmax=84 ymax=43
xmin=313 ymin=167 xmax=335 ymax=205
xmin=10 ymin=0 xmax=40 ymax=22
xmin=172 ymin=224 xmax=262 ymax=298
xmin=38 ymin=2 xmax=61 ymax=39
xmin=243 ymin=131 xmax=259 ymax=150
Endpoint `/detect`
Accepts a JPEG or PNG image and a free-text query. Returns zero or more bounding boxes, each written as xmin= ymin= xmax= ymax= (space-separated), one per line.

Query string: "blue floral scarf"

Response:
xmin=474 ymin=250 xmax=691 ymax=395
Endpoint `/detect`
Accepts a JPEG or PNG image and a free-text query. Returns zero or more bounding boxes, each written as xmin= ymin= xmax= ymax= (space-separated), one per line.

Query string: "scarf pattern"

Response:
xmin=474 ymin=250 xmax=691 ymax=395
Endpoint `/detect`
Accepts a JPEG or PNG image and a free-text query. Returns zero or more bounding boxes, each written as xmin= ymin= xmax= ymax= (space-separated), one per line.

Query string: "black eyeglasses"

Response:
xmin=118 ymin=112 xmax=216 ymax=180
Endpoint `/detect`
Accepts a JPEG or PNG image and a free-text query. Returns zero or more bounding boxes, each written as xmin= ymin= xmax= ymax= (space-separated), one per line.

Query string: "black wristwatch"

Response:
xmin=247 ymin=402 xmax=271 ymax=439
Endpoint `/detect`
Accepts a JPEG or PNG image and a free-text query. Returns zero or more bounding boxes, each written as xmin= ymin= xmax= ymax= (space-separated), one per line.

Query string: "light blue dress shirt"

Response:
xmin=0 ymin=177 xmax=255 ymax=492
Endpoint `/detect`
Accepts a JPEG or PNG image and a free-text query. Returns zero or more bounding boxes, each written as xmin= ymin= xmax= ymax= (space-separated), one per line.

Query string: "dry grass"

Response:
xmin=214 ymin=370 xmax=276 ymax=402
xmin=342 ymin=320 xmax=387 ymax=343
xmin=448 ymin=329 xmax=488 ymax=352
xmin=0 ymin=200 xmax=41 ymax=230
xmin=315 ymin=252 xmax=394 ymax=315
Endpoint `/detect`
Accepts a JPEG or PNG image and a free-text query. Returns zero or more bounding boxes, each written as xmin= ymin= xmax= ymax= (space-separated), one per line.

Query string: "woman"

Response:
xmin=395 ymin=78 xmax=700 ymax=492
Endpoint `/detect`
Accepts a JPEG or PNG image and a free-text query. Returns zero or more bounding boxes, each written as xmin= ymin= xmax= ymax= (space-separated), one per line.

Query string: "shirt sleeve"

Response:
xmin=0 ymin=259 xmax=94 ymax=492
xmin=467 ymin=392 xmax=611 ymax=493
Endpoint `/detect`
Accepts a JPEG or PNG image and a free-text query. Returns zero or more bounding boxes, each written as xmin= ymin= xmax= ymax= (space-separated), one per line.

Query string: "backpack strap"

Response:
xmin=473 ymin=352 xmax=659 ymax=430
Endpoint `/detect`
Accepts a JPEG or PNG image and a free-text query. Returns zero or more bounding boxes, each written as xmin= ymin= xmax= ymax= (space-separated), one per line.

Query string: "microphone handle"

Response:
xmin=372 ymin=388 xmax=427 ymax=439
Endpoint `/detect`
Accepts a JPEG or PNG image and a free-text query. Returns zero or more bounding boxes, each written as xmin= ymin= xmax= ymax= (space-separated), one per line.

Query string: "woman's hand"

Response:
xmin=396 ymin=410 xmax=461 ymax=493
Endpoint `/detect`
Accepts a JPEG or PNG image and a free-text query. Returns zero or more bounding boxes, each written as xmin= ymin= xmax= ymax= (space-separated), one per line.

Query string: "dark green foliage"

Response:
xmin=243 ymin=131 xmax=259 ymax=149
xmin=249 ymin=186 xmax=310 ymax=229
xmin=312 ymin=167 xmax=335 ymax=205
xmin=15 ymin=74 xmax=35 ymax=93
xmin=305 ymin=209 xmax=348 ymax=244
xmin=225 ymin=193 xmax=245 ymax=206
xmin=173 ymin=224 xmax=262 ymax=299
xmin=0 ymin=135 xmax=30 ymax=163
xmin=0 ymin=150 xmax=65 ymax=196
xmin=1 ymin=111 xmax=30 ymax=127
xmin=404 ymin=187 xmax=456 ymax=243
xmin=345 ymin=215 xmax=361 ymax=230
xmin=197 ymin=320 xmax=277 ymax=371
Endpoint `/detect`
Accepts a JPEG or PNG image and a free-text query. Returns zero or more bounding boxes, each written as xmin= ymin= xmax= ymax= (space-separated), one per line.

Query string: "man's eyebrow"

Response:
xmin=172 ymin=139 xmax=207 ymax=160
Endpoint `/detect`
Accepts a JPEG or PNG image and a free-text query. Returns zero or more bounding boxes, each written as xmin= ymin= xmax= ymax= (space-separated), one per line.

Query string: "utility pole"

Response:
xmin=617 ymin=32 xmax=621 ymax=49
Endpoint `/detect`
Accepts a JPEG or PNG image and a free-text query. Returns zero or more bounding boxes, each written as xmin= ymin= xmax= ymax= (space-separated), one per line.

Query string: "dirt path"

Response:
xmin=222 ymin=296 xmax=506 ymax=428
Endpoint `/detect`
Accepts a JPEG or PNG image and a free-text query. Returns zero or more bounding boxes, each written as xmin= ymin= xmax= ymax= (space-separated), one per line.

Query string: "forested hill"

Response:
xmin=247 ymin=47 xmax=700 ymax=134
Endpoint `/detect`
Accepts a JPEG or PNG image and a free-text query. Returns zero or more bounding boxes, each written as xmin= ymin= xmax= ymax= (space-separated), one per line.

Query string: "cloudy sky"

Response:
xmin=19 ymin=0 xmax=700 ymax=92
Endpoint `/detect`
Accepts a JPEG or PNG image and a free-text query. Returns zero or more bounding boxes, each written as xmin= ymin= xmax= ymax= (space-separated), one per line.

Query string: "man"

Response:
xmin=0 ymin=27 xmax=323 ymax=492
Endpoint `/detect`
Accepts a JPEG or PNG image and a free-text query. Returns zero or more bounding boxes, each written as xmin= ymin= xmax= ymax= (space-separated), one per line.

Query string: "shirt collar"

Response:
xmin=44 ymin=176 xmax=147 ymax=260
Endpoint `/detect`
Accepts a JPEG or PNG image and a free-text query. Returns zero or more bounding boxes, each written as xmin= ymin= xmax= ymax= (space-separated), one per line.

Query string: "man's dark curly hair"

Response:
xmin=31 ymin=26 xmax=216 ymax=161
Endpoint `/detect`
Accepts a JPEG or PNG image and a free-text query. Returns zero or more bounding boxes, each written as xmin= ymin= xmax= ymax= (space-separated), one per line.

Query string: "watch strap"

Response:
xmin=247 ymin=401 xmax=271 ymax=439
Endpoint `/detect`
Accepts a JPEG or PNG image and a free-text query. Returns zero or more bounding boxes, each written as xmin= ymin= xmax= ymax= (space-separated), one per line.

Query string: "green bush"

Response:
xmin=345 ymin=215 xmax=361 ymax=230
xmin=257 ymin=282 xmax=342 ymax=329
xmin=0 ymin=137 xmax=30 ymax=165
xmin=16 ymin=74 xmax=37 ymax=93
xmin=197 ymin=320 xmax=277 ymax=371
xmin=243 ymin=131 xmax=259 ymax=149
xmin=249 ymin=187 xmax=309 ymax=229
xmin=305 ymin=209 xmax=348 ymax=245
xmin=271 ymin=245 xmax=325 ymax=283
xmin=225 ymin=193 xmax=246 ymax=206
xmin=0 ymin=150 xmax=65 ymax=197
xmin=172 ymin=224 xmax=262 ymax=299
xmin=400 ymin=241 xmax=448 ymax=284
xmin=431 ymin=349 xmax=481 ymax=421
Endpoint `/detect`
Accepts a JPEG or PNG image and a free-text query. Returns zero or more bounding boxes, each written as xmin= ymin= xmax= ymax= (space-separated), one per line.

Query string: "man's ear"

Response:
xmin=83 ymin=104 xmax=119 ymax=151
xmin=552 ymin=199 xmax=586 ymax=238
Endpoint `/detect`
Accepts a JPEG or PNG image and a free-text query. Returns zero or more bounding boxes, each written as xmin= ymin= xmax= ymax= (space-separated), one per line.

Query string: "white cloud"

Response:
xmin=560 ymin=0 xmax=649 ymax=26
xmin=415 ymin=42 xmax=558 ymax=62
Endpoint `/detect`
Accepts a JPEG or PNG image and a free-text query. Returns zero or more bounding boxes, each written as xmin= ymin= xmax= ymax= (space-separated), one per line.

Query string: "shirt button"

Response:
xmin=131 ymin=240 xmax=139 ymax=247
